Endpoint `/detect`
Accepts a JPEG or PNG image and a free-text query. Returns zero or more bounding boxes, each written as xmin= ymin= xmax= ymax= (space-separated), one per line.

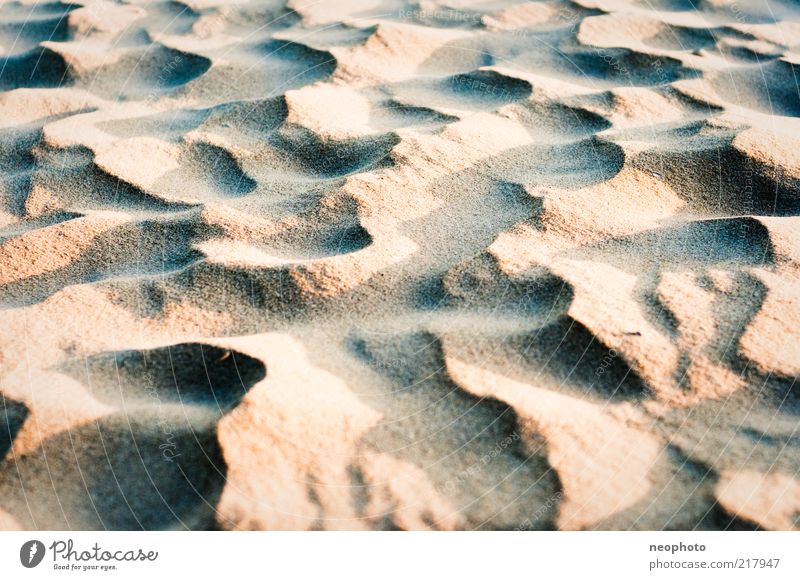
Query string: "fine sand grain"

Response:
xmin=1 ymin=0 xmax=799 ymax=530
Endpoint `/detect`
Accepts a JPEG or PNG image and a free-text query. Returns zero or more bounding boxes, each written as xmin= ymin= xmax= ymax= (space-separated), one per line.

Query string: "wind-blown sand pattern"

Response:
xmin=0 ymin=0 xmax=799 ymax=531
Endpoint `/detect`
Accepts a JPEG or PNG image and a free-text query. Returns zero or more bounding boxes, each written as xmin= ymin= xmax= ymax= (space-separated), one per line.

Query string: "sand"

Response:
xmin=0 ymin=0 xmax=799 ymax=531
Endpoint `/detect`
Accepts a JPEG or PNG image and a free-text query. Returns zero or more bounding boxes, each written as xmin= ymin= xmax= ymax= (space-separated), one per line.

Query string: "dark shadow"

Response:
xmin=0 ymin=2 xmax=77 ymax=56
xmin=0 ymin=342 xmax=265 ymax=530
xmin=0 ymin=411 xmax=226 ymax=530
xmin=59 ymin=342 xmax=266 ymax=413
xmin=0 ymin=216 xmax=205 ymax=308
xmin=565 ymin=217 xmax=775 ymax=273
xmin=512 ymin=315 xmax=650 ymax=401
xmin=269 ymin=125 xmax=400 ymax=178
xmin=0 ymin=47 xmax=71 ymax=90
xmin=0 ymin=394 xmax=28 ymax=460
xmin=155 ymin=142 xmax=257 ymax=198
xmin=348 ymin=331 xmax=562 ymax=530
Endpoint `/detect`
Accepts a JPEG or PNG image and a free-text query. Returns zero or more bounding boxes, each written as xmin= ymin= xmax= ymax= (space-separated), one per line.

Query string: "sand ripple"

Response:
xmin=1 ymin=0 xmax=799 ymax=530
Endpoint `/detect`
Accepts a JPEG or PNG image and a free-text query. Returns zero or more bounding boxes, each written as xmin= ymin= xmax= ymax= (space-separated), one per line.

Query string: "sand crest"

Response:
xmin=1 ymin=0 xmax=799 ymax=530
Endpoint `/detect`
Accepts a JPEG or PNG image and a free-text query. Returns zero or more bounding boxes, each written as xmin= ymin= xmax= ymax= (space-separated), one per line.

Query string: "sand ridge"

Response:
xmin=0 ymin=0 xmax=799 ymax=530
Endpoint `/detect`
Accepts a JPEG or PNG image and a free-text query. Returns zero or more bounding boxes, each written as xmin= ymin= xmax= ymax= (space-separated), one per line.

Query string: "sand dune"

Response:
xmin=0 ymin=0 xmax=799 ymax=530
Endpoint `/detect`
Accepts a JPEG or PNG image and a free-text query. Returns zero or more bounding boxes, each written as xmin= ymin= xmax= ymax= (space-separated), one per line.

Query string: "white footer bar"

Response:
xmin=1 ymin=532 xmax=797 ymax=579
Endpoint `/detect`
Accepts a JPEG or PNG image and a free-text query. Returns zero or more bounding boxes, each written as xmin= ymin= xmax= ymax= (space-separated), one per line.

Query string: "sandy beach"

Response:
xmin=0 ymin=0 xmax=799 ymax=530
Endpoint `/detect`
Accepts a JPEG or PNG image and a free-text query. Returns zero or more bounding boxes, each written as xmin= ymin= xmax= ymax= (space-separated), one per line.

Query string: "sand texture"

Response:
xmin=1 ymin=0 xmax=799 ymax=531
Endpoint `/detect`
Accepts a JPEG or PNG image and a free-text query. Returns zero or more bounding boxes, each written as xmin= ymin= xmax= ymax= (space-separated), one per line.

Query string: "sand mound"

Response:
xmin=1 ymin=0 xmax=799 ymax=530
